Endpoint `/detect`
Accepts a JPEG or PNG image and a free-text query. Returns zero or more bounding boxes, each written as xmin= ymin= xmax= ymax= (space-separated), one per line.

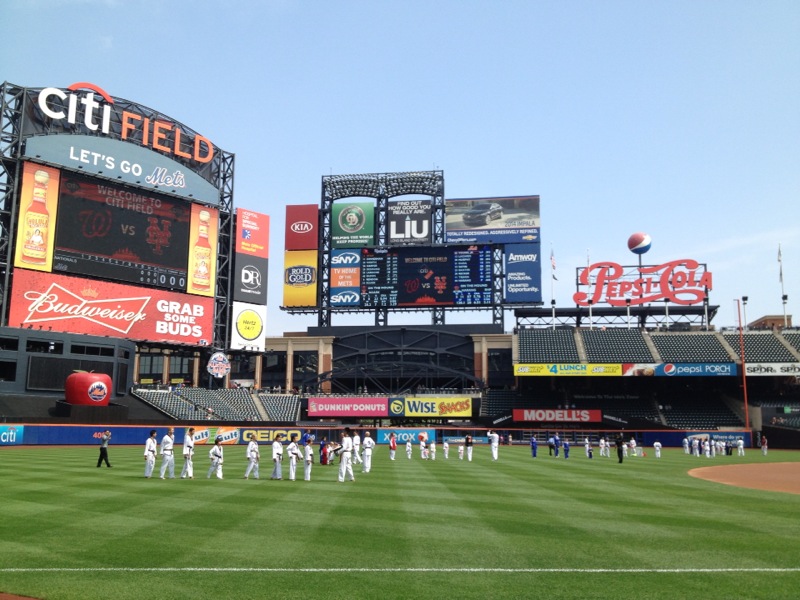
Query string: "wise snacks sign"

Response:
xmin=9 ymin=269 xmax=214 ymax=344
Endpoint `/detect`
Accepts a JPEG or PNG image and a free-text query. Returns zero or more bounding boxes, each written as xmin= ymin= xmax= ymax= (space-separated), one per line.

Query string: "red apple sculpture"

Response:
xmin=65 ymin=371 xmax=112 ymax=406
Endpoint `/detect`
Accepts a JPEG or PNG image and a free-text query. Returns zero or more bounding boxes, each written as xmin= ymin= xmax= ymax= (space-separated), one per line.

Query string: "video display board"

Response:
xmin=360 ymin=246 xmax=492 ymax=307
xmin=52 ymin=171 xmax=192 ymax=291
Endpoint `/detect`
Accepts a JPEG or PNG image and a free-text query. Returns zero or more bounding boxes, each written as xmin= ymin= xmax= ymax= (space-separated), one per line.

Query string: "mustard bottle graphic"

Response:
xmin=21 ymin=170 xmax=51 ymax=264
xmin=192 ymin=210 xmax=212 ymax=291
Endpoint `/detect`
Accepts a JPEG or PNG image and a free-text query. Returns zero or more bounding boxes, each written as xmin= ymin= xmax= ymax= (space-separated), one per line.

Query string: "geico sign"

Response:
xmin=241 ymin=429 xmax=302 ymax=443
xmin=37 ymin=83 xmax=214 ymax=164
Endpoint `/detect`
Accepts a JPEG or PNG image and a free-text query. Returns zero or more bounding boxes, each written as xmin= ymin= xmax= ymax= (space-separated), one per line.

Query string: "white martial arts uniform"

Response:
xmin=180 ymin=433 xmax=195 ymax=479
xmin=338 ymin=435 xmax=355 ymax=482
xmin=286 ymin=440 xmax=301 ymax=481
xmin=304 ymin=443 xmax=313 ymax=481
xmin=159 ymin=433 xmax=175 ymax=479
xmin=271 ymin=439 xmax=284 ymax=480
xmin=207 ymin=444 xmax=224 ymax=479
xmin=352 ymin=434 xmax=362 ymax=465
xmin=489 ymin=432 xmax=499 ymax=461
xmin=244 ymin=440 xmax=260 ymax=479
xmin=362 ymin=435 xmax=375 ymax=472
xmin=144 ymin=435 xmax=157 ymax=478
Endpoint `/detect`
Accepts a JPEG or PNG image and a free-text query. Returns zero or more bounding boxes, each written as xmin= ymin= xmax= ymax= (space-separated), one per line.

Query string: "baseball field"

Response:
xmin=1 ymin=443 xmax=798 ymax=599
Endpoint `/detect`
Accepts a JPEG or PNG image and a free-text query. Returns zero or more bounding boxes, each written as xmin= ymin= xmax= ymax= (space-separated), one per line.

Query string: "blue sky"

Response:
xmin=3 ymin=0 xmax=799 ymax=336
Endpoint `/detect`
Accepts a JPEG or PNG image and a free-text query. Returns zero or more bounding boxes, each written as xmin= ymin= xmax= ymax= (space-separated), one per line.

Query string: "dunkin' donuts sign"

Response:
xmin=573 ymin=259 xmax=712 ymax=306
xmin=9 ymin=269 xmax=214 ymax=344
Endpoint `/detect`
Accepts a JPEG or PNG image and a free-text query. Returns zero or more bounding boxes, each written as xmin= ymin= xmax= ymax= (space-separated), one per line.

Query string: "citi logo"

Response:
xmin=291 ymin=221 xmax=314 ymax=234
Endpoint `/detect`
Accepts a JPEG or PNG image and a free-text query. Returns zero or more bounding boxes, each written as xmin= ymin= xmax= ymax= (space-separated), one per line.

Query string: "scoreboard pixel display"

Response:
xmin=360 ymin=246 xmax=492 ymax=307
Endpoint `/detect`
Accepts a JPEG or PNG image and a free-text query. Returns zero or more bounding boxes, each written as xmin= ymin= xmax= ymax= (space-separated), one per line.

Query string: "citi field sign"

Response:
xmin=34 ymin=82 xmax=216 ymax=168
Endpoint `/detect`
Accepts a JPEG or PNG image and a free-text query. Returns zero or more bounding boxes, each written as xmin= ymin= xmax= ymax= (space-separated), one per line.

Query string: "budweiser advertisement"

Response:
xmin=9 ymin=269 xmax=214 ymax=344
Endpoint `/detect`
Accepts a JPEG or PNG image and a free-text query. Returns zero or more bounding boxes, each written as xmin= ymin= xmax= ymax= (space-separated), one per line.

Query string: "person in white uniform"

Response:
xmin=683 ymin=437 xmax=690 ymax=454
xmin=303 ymin=437 xmax=314 ymax=481
xmin=429 ymin=440 xmax=437 ymax=461
xmin=598 ymin=437 xmax=606 ymax=458
xmin=338 ymin=429 xmax=355 ymax=482
xmin=442 ymin=440 xmax=449 ymax=459
xmin=362 ymin=431 xmax=375 ymax=473
xmin=488 ymin=430 xmax=500 ymax=461
xmin=159 ymin=427 xmax=176 ymax=479
xmin=207 ymin=436 xmax=224 ymax=479
xmin=352 ymin=431 xmax=363 ymax=465
xmin=181 ymin=427 xmax=195 ymax=479
xmin=244 ymin=433 xmax=260 ymax=480
xmin=286 ymin=434 xmax=302 ymax=481
xmin=737 ymin=438 xmax=745 ymax=456
xmin=465 ymin=435 xmax=473 ymax=462
xmin=406 ymin=439 xmax=413 ymax=459
xmin=271 ymin=434 xmax=284 ymax=480
xmin=143 ymin=430 xmax=158 ymax=478
xmin=653 ymin=440 xmax=662 ymax=459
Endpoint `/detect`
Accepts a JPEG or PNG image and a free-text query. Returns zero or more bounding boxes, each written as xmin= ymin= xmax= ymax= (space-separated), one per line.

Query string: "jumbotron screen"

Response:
xmin=360 ymin=245 xmax=492 ymax=307
xmin=52 ymin=171 xmax=191 ymax=290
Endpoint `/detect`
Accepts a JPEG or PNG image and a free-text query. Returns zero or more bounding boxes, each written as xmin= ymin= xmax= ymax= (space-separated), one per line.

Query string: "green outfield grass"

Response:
xmin=1 ymin=443 xmax=799 ymax=600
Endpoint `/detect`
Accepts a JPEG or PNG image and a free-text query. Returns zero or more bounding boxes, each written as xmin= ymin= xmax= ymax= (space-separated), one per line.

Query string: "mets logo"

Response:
xmin=88 ymin=381 xmax=109 ymax=403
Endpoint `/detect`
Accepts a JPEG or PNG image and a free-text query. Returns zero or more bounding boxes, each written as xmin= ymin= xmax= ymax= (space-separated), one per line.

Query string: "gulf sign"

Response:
xmin=282 ymin=250 xmax=318 ymax=307
xmin=9 ymin=269 xmax=214 ymax=344
xmin=285 ymin=204 xmax=319 ymax=251
xmin=513 ymin=409 xmax=602 ymax=423
xmin=34 ymin=83 xmax=216 ymax=169
xmin=389 ymin=398 xmax=473 ymax=418
xmin=307 ymin=397 xmax=389 ymax=417
xmin=514 ymin=364 xmax=622 ymax=376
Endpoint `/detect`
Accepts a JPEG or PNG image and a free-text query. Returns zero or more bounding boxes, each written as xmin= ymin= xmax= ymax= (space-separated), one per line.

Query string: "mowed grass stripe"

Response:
xmin=1 ymin=445 xmax=800 ymax=600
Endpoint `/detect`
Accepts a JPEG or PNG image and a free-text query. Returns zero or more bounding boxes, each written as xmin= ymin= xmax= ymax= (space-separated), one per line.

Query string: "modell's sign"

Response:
xmin=9 ymin=269 xmax=214 ymax=344
xmin=573 ymin=259 xmax=712 ymax=306
xmin=513 ymin=409 xmax=602 ymax=423
xmin=33 ymin=83 xmax=215 ymax=167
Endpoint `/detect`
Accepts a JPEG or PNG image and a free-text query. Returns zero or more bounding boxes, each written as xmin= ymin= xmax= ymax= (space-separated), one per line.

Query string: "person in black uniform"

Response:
xmin=97 ymin=430 xmax=112 ymax=467
xmin=615 ymin=435 xmax=625 ymax=464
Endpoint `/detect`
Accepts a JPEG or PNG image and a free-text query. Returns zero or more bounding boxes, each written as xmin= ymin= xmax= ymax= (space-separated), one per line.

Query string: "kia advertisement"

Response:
xmin=285 ymin=204 xmax=319 ymax=250
xmin=9 ymin=269 xmax=214 ymax=344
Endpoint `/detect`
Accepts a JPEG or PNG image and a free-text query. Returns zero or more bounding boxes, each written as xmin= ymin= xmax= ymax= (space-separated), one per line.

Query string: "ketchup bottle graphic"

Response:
xmin=21 ymin=170 xmax=51 ymax=264
xmin=191 ymin=210 xmax=212 ymax=291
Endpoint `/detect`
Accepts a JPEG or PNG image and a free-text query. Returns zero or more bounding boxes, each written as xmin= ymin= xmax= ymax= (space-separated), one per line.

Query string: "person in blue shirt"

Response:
xmin=563 ymin=439 xmax=570 ymax=459
xmin=554 ymin=434 xmax=561 ymax=457
xmin=530 ymin=435 xmax=537 ymax=458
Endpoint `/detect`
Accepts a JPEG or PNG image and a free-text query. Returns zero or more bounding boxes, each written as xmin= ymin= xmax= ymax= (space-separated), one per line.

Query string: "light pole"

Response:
xmin=741 ymin=296 xmax=748 ymax=331
xmin=626 ymin=298 xmax=631 ymax=329
xmin=783 ymin=294 xmax=789 ymax=329
xmin=735 ymin=298 xmax=750 ymax=430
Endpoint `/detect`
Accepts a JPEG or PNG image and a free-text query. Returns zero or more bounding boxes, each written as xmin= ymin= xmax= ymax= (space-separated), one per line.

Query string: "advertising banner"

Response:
xmin=445 ymin=196 xmax=540 ymax=244
xmin=307 ymin=397 xmax=389 ymax=418
xmin=230 ymin=302 xmax=266 ymax=352
xmin=186 ymin=204 xmax=219 ymax=297
xmin=191 ymin=426 xmax=240 ymax=445
xmin=283 ymin=250 xmax=318 ymax=307
xmin=233 ymin=210 xmax=270 ymax=304
xmin=514 ymin=364 xmax=622 ymax=376
xmin=622 ymin=363 xmax=736 ymax=376
xmin=331 ymin=201 xmax=374 ymax=248
xmin=377 ymin=428 xmax=437 ymax=445
xmin=0 ymin=425 xmax=25 ymax=446
xmin=503 ymin=243 xmax=542 ymax=304
xmin=330 ymin=249 xmax=361 ymax=307
xmin=513 ymin=409 xmax=602 ymax=423
xmin=9 ymin=269 xmax=214 ymax=344
xmin=285 ymin=204 xmax=319 ymax=251
xmin=387 ymin=199 xmax=432 ymax=245
xmin=745 ymin=363 xmax=800 ymax=376
xmin=13 ymin=162 xmax=61 ymax=273
xmin=389 ymin=397 xmax=473 ymax=418
xmin=24 ymin=134 xmax=220 ymax=204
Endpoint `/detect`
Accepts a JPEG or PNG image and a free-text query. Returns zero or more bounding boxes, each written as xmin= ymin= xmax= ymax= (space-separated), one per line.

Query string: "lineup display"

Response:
xmin=360 ymin=246 xmax=492 ymax=307
xmin=52 ymin=171 xmax=192 ymax=291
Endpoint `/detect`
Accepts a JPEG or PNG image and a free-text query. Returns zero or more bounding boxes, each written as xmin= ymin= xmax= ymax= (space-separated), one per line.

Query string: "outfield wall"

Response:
xmin=0 ymin=424 xmax=753 ymax=448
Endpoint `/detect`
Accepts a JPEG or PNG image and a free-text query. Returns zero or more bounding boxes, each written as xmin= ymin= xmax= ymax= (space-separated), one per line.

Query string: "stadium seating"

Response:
xmin=780 ymin=331 xmax=800 ymax=355
xmin=722 ymin=332 xmax=799 ymax=363
xmin=517 ymin=328 xmax=580 ymax=363
xmin=650 ymin=333 xmax=733 ymax=363
xmin=660 ymin=393 xmax=743 ymax=430
xmin=580 ymin=328 xmax=655 ymax=363
xmin=257 ymin=394 xmax=302 ymax=421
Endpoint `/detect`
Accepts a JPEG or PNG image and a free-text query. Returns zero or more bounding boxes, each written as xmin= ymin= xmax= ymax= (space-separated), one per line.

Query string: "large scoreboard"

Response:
xmin=52 ymin=171 xmax=192 ymax=291
xmin=360 ymin=246 xmax=493 ymax=307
